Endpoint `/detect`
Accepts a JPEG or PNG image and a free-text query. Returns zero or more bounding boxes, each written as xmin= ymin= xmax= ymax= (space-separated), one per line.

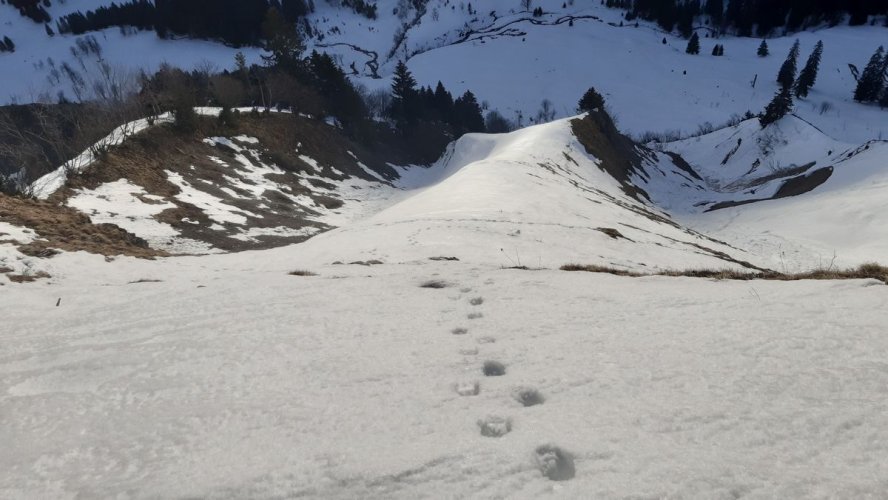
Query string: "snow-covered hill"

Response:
xmin=4 ymin=3 xmax=888 ymax=497
xmin=3 ymin=0 xmax=886 ymax=143
xmin=4 ymin=109 xmax=888 ymax=499
xmin=636 ymin=115 xmax=888 ymax=270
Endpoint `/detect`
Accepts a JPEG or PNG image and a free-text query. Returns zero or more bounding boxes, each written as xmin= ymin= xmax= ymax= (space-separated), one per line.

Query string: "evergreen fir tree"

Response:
xmin=854 ymin=46 xmax=885 ymax=102
xmin=2 ymin=36 xmax=14 ymax=52
xmin=759 ymin=86 xmax=794 ymax=127
xmin=578 ymin=87 xmax=606 ymax=112
xmin=261 ymin=7 xmax=304 ymax=70
xmin=432 ymin=81 xmax=454 ymax=117
xmin=452 ymin=90 xmax=485 ymax=134
xmin=757 ymin=39 xmax=769 ymax=57
xmin=712 ymin=44 xmax=719 ymax=56
xmin=879 ymin=88 xmax=888 ymax=108
xmin=685 ymin=32 xmax=700 ymax=55
xmin=390 ymin=60 xmax=418 ymax=126
xmin=217 ymin=105 xmax=238 ymax=128
xmin=776 ymin=39 xmax=800 ymax=90
xmin=391 ymin=60 xmax=417 ymax=103
xmin=794 ymin=40 xmax=823 ymax=98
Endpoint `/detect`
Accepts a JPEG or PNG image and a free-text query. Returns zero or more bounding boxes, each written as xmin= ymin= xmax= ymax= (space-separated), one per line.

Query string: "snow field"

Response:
xmin=2 ymin=250 xmax=888 ymax=498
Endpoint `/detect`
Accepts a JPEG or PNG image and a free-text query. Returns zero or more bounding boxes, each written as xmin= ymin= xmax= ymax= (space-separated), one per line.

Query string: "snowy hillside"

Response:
xmin=4 ymin=2 xmax=888 ymax=498
xmin=4 ymin=109 xmax=888 ymax=499
xmin=2 ymin=0 xmax=886 ymax=143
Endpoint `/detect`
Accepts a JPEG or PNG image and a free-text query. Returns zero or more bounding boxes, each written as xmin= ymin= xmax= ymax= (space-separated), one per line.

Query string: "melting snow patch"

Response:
xmin=66 ymin=179 xmax=216 ymax=254
xmin=357 ymin=161 xmax=388 ymax=183
xmin=299 ymin=155 xmax=322 ymax=172
xmin=203 ymin=137 xmax=243 ymax=153
xmin=0 ymin=221 xmax=38 ymax=244
xmin=165 ymin=170 xmax=255 ymax=226
xmin=233 ymin=135 xmax=259 ymax=144
xmin=229 ymin=226 xmax=321 ymax=242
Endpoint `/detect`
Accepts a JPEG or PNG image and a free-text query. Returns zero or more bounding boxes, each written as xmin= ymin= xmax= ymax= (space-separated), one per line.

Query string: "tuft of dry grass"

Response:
xmin=7 ymin=271 xmax=51 ymax=283
xmin=420 ymin=279 xmax=448 ymax=289
xmin=561 ymin=263 xmax=888 ymax=284
xmin=288 ymin=269 xmax=318 ymax=277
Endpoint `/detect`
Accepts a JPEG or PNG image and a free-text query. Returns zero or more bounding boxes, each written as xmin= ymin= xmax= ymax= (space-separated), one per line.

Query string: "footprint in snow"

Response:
xmin=478 ymin=416 xmax=512 ymax=437
xmin=534 ymin=445 xmax=575 ymax=481
xmin=482 ymin=360 xmax=506 ymax=376
xmin=469 ymin=297 xmax=484 ymax=306
xmin=455 ymin=381 xmax=480 ymax=396
xmin=451 ymin=327 xmax=468 ymax=335
xmin=514 ymin=387 xmax=545 ymax=407
xmin=467 ymin=312 xmax=483 ymax=320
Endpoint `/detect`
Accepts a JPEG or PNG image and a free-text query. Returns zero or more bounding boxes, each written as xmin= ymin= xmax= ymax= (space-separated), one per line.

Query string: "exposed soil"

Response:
xmin=45 ymin=114 xmax=405 ymax=253
xmin=561 ymin=261 xmax=888 ymax=284
xmin=570 ymin=111 xmax=649 ymax=202
xmin=0 ymin=193 xmax=163 ymax=258
xmin=706 ymin=166 xmax=833 ymax=212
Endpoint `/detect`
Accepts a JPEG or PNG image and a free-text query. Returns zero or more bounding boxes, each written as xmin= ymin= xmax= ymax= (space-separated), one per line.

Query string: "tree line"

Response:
xmin=612 ymin=0 xmax=888 ymax=38
xmin=54 ymin=0 xmax=313 ymax=47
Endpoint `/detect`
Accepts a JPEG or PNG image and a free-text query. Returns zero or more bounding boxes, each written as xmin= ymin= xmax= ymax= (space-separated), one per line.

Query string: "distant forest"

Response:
xmin=613 ymin=0 xmax=888 ymax=38
xmin=2 ymin=0 xmax=886 ymax=46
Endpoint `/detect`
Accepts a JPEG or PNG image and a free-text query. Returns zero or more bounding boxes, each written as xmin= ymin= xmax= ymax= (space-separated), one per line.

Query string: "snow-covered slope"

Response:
xmin=4 ymin=230 xmax=888 ymax=498
xmin=287 ymin=115 xmax=759 ymax=271
xmin=633 ymin=115 xmax=888 ymax=270
xmin=3 ymin=1 xmax=886 ymax=143
xmin=3 ymin=102 xmax=888 ymax=500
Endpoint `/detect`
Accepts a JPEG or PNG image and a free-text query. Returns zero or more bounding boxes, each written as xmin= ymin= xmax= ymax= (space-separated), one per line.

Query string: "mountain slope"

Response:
xmin=2 ymin=1 xmax=886 ymax=144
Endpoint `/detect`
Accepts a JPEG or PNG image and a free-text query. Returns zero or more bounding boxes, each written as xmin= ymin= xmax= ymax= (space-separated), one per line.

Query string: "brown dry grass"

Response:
xmin=0 ymin=193 xmax=164 ymax=258
xmin=7 ymin=271 xmax=51 ymax=283
xmin=288 ymin=269 xmax=318 ymax=276
xmin=561 ymin=263 xmax=888 ymax=284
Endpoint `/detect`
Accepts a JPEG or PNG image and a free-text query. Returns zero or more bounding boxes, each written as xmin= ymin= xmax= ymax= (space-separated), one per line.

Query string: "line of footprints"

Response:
xmin=435 ymin=279 xmax=576 ymax=483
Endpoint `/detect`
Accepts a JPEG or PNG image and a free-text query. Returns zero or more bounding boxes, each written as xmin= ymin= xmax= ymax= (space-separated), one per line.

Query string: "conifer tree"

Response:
xmin=776 ymin=39 xmax=800 ymax=90
xmin=757 ymin=39 xmax=769 ymax=57
xmin=432 ymin=81 xmax=453 ymax=117
xmin=390 ymin=60 xmax=418 ymax=126
xmin=391 ymin=60 xmax=417 ymax=103
xmin=261 ymin=7 xmax=304 ymax=70
xmin=794 ymin=40 xmax=823 ymax=98
xmin=578 ymin=87 xmax=605 ymax=112
xmin=453 ymin=90 xmax=485 ymax=133
xmin=685 ymin=32 xmax=700 ymax=55
xmin=712 ymin=44 xmax=719 ymax=56
xmin=854 ymin=46 xmax=885 ymax=103
xmin=760 ymin=86 xmax=794 ymax=127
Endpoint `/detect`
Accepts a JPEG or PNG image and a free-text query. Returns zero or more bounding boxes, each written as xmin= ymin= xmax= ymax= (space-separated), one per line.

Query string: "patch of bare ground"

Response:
xmin=49 ymin=115 xmax=396 ymax=252
xmin=0 ymin=193 xmax=163 ymax=258
xmin=7 ymin=271 xmax=51 ymax=283
xmin=561 ymin=263 xmax=888 ymax=284
xmin=570 ymin=110 xmax=649 ymax=201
